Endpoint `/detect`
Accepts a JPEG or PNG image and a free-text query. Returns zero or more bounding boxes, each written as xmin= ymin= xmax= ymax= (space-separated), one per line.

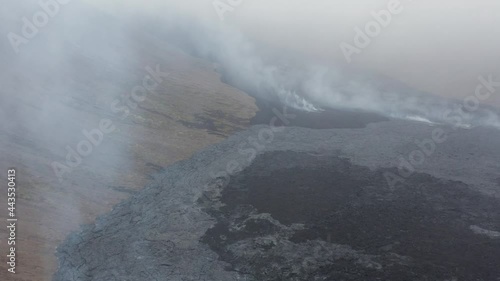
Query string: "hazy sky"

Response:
xmin=229 ymin=0 xmax=500 ymax=105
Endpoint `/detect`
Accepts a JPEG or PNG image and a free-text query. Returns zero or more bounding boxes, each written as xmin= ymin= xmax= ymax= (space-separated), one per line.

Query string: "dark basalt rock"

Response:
xmin=54 ymin=121 xmax=500 ymax=281
xmin=202 ymin=151 xmax=500 ymax=280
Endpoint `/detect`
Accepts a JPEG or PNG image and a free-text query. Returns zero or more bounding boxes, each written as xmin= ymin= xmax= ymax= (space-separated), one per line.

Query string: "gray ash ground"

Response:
xmin=54 ymin=118 xmax=500 ymax=281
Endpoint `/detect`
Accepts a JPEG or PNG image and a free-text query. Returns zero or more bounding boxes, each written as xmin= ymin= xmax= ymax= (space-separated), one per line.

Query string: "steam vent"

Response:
xmin=54 ymin=121 xmax=500 ymax=281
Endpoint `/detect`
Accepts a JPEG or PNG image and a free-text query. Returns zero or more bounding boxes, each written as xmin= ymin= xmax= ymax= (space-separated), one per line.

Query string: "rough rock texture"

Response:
xmin=54 ymin=120 xmax=500 ymax=281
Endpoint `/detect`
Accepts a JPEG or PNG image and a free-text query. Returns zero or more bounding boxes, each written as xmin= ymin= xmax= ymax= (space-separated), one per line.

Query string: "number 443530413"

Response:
xmin=7 ymin=169 xmax=16 ymax=216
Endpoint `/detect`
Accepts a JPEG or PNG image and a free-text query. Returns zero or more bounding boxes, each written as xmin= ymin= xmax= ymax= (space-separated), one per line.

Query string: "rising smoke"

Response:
xmin=2 ymin=0 xmax=500 ymax=162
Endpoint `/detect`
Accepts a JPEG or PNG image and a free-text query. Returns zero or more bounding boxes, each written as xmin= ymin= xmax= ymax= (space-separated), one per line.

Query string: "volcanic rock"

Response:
xmin=54 ymin=120 xmax=500 ymax=281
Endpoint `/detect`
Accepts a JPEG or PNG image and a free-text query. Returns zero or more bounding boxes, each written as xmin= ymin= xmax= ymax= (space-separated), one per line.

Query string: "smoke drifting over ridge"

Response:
xmin=2 ymin=0 xmax=500 ymax=156
xmin=122 ymin=0 xmax=500 ymax=128
xmin=136 ymin=1 xmax=500 ymax=128
xmin=117 ymin=1 xmax=500 ymax=128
